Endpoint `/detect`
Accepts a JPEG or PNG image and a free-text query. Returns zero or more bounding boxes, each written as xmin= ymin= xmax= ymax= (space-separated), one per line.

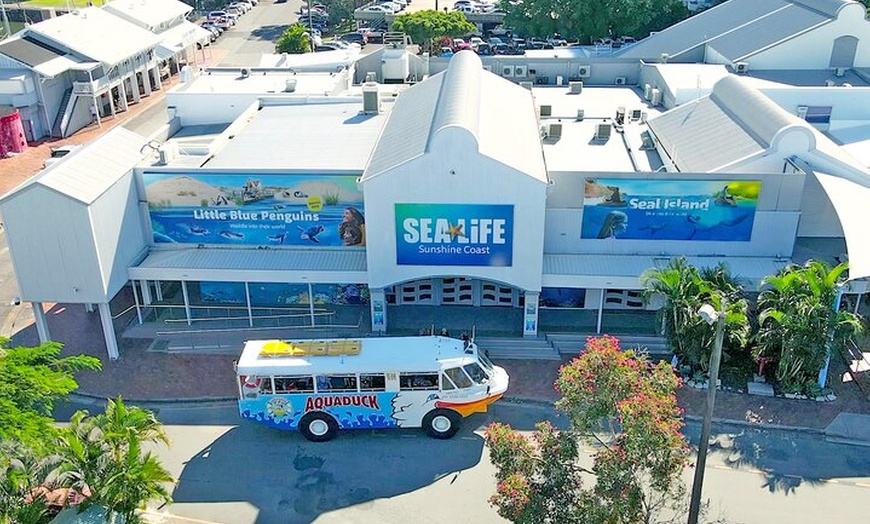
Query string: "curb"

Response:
xmin=68 ymin=392 xmax=237 ymax=408
xmin=681 ymin=414 xmax=825 ymax=435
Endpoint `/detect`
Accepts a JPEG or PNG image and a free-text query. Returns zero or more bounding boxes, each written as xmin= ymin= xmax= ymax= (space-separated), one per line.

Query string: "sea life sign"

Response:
xmin=143 ymin=172 xmax=365 ymax=247
xmin=581 ymin=179 xmax=761 ymax=241
xmin=395 ymin=203 xmax=514 ymax=266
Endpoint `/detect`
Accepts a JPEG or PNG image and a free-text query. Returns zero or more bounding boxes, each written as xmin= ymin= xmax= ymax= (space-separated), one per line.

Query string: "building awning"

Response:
xmin=813 ymin=172 xmax=870 ymax=280
xmin=128 ymin=248 xmax=368 ymax=284
xmin=156 ymin=20 xmax=211 ymax=60
xmin=542 ymin=254 xmax=789 ymax=290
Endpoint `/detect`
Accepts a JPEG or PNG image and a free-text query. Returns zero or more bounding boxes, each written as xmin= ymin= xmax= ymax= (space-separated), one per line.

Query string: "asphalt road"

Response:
xmin=54 ymin=397 xmax=870 ymax=524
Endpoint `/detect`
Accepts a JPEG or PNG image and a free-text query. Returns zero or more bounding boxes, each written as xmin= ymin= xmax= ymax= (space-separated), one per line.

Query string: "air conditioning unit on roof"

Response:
xmin=615 ymin=76 xmax=626 ymax=85
xmin=514 ymin=65 xmax=528 ymax=77
xmin=502 ymin=65 xmax=515 ymax=77
xmin=735 ymin=62 xmax=749 ymax=74
xmin=578 ymin=65 xmax=591 ymax=78
xmin=569 ymin=81 xmax=583 ymax=94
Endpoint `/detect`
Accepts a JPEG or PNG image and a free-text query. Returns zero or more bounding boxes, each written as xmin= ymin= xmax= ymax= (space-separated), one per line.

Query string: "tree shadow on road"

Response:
xmin=250 ymin=25 xmax=290 ymax=42
xmin=691 ymin=425 xmax=870 ymax=495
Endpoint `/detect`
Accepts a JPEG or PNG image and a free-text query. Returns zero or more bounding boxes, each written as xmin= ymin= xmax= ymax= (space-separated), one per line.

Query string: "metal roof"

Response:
xmin=362 ymin=51 xmax=547 ymax=183
xmin=619 ymin=0 xmax=844 ymax=62
xmin=0 ymin=36 xmax=66 ymax=67
xmin=129 ymin=248 xmax=368 ymax=282
xmin=542 ymin=254 xmax=788 ymax=289
xmin=647 ymin=76 xmax=807 ymax=172
xmin=27 ymin=7 xmax=161 ymax=66
xmin=0 ymin=127 xmax=148 ymax=205
xmin=103 ymin=0 xmax=192 ymax=30
xmin=206 ymin=102 xmax=386 ymax=171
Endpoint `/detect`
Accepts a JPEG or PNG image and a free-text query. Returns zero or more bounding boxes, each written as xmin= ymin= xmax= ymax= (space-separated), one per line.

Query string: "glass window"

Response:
xmin=316 ymin=375 xmax=358 ymax=392
xmin=399 ymin=372 xmax=439 ymax=391
xmin=359 ymin=373 xmax=386 ymax=392
xmin=441 ymin=373 xmax=456 ymax=390
xmin=463 ymin=363 xmax=490 ymax=385
xmin=478 ymin=352 xmax=495 ymax=374
xmin=274 ymin=375 xmax=314 ymax=394
xmin=444 ymin=367 xmax=473 ymax=389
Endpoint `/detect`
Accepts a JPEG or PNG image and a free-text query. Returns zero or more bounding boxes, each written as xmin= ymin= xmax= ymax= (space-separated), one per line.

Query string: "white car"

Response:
xmin=228 ymin=3 xmax=250 ymax=13
xmin=363 ymin=4 xmax=393 ymax=13
xmin=380 ymin=1 xmax=404 ymax=11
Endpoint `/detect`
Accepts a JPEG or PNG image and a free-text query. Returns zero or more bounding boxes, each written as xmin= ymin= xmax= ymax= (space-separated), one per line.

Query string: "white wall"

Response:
xmin=1 ymin=186 xmax=104 ymax=303
xmin=364 ymin=131 xmax=548 ymax=292
xmin=798 ymin=172 xmax=844 ymax=236
xmin=745 ymin=3 xmax=870 ymax=69
xmin=166 ymin=92 xmax=263 ymax=125
xmin=761 ymin=86 xmax=870 ymax=122
xmin=89 ymin=171 xmax=149 ymax=298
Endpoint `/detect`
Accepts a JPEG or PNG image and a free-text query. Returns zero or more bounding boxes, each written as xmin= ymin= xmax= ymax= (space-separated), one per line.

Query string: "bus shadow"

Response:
xmin=172 ymin=422 xmax=487 ymax=524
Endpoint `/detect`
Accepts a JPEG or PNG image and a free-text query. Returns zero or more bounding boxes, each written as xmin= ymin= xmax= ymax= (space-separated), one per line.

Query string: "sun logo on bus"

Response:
xmin=266 ymin=397 xmax=292 ymax=421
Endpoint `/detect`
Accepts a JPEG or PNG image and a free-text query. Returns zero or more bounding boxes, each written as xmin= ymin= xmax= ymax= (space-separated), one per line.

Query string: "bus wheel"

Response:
xmin=299 ymin=412 xmax=338 ymax=442
xmin=423 ymin=409 xmax=460 ymax=439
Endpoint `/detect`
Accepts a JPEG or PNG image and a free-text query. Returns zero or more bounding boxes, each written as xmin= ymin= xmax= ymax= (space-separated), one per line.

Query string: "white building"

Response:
xmin=2 ymin=0 xmax=870 ymax=358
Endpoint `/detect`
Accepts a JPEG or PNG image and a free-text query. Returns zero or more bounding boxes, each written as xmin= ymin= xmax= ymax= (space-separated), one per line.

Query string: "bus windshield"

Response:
xmin=478 ymin=352 xmax=495 ymax=375
xmin=463 ymin=363 xmax=490 ymax=385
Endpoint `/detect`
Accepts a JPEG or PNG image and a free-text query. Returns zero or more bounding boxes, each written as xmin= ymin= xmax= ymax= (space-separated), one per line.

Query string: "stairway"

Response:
xmin=546 ymin=333 xmax=673 ymax=362
xmin=51 ymin=88 xmax=73 ymax=137
xmin=475 ymin=336 xmax=562 ymax=360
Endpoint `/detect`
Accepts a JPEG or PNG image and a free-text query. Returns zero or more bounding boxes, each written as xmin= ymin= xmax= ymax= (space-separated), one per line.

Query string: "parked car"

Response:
xmin=363 ymin=4 xmax=393 ymax=13
xmin=340 ymin=32 xmax=367 ymax=47
xmin=200 ymin=23 xmax=219 ymax=41
xmin=213 ymin=17 xmax=233 ymax=30
xmin=489 ymin=36 xmax=505 ymax=46
xmin=207 ymin=11 xmax=233 ymax=23
xmin=228 ymin=2 xmax=250 ymax=13
xmin=358 ymin=26 xmax=386 ymax=44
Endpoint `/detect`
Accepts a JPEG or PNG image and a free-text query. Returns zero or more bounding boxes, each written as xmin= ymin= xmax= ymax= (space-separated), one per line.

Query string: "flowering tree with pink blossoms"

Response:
xmin=486 ymin=335 xmax=691 ymax=524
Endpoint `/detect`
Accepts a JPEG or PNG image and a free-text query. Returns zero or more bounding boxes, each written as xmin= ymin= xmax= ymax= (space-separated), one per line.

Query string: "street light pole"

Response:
xmin=687 ymin=300 xmax=726 ymax=524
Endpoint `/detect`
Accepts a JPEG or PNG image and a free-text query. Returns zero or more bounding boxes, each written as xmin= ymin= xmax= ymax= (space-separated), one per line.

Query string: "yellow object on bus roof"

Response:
xmin=259 ymin=339 xmax=362 ymax=358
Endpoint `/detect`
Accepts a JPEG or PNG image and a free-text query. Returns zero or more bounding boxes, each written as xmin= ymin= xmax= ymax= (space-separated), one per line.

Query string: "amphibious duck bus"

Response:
xmin=235 ymin=336 xmax=509 ymax=441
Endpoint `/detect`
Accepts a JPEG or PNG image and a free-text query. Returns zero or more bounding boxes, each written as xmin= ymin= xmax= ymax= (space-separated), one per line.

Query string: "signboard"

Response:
xmin=581 ymin=179 xmax=761 ymax=241
xmin=143 ymin=172 xmax=365 ymax=247
xmin=395 ymin=204 xmax=514 ymax=266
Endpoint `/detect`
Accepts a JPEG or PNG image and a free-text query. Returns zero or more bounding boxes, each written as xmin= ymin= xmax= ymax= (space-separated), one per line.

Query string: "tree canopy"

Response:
xmin=486 ymin=336 xmax=690 ymax=523
xmin=0 ymin=340 xmax=101 ymax=449
xmin=392 ymin=10 xmax=476 ymax=54
xmin=499 ymin=0 xmax=690 ymax=42
xmin=275 ymin=23 xmax=311 ymax=54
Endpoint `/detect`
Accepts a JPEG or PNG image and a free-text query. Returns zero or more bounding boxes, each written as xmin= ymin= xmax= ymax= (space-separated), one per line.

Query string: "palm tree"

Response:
xmin=53 ymin=397 xmax=173 ymax=524
xmin=0 ymin=441 xmax=57 ymax=524
xmin=757 ymin=261 xmax=863 ymax=393
xmin=641 ymin=258 xmax=750 ymax=372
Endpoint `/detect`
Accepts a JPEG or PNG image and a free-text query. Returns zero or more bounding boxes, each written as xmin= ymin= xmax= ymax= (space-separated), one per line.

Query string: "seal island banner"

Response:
xmin=143 ymin=172 xmax=365 ymax=247
xmin=581 ymin=179 xmax=761 ymax=241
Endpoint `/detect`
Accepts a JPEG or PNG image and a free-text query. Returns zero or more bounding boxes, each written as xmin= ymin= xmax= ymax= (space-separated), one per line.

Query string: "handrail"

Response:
xmin=163 ymin=311 xmax=336 ymax=324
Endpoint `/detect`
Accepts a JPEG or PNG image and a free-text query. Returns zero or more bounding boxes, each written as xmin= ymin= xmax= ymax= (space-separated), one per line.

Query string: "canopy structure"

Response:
xmin=813 ymin=172 xmax=870 ymax=280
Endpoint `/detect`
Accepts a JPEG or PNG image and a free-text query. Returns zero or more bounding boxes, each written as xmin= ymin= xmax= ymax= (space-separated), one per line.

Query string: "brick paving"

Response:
xmin=9 ymin=298 xmax=867 ymax=431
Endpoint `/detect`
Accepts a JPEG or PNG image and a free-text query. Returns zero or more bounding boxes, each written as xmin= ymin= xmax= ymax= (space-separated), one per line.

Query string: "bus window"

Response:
xmin=399 ymin=372 xmax=439 ymax=391
xmin=441 ymin=373 xmax=457 ymax=390
xmin=317 ymin=375 xmax=358 ymax=392
xmin=463 ymin=363 xmax=490 ymax=385
xmin=444 ymin=367 xmax=473 ymax=389
xmin=275 ymin=376 xmax=314 ymax=394
xmin=360 ymin=373 xmax=386 ymax=392
xmin=260 ymin=377 xmax=274 ymax=394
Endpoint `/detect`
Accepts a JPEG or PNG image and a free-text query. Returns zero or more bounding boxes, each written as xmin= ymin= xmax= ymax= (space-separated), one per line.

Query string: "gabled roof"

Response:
xmin=362 ymin=51 xmax=547 ymax=183
xmin=647 ymin=75 xmax=805 ymax=172
xmin=26 ymin=7 xmax=161 ymax=66
xmin=620 ymin=0 xmax=852 ymax=62
xmin=103 ymin=0 xmax=192 ymax=29
xmin=0 ymin=127 xmax=148 ymax=206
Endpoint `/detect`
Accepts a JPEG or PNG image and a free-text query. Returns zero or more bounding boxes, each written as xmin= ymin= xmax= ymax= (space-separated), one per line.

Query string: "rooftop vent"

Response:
xmin=284 ymin=79 xmax=297 ymax=92
xmin=569 ymin=81 xmax=583 ymax=94
xmin=362 ymin=81 xmax=380 ymax=114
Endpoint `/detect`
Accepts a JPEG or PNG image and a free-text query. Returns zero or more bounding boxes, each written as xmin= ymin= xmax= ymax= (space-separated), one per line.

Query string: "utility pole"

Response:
xmin=687 ymin=300 xmax=726 ymax=524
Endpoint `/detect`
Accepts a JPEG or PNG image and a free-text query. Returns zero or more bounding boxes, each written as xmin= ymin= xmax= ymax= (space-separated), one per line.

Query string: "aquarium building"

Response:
xmin=3 ymin=46 xmax=870 ymax=358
